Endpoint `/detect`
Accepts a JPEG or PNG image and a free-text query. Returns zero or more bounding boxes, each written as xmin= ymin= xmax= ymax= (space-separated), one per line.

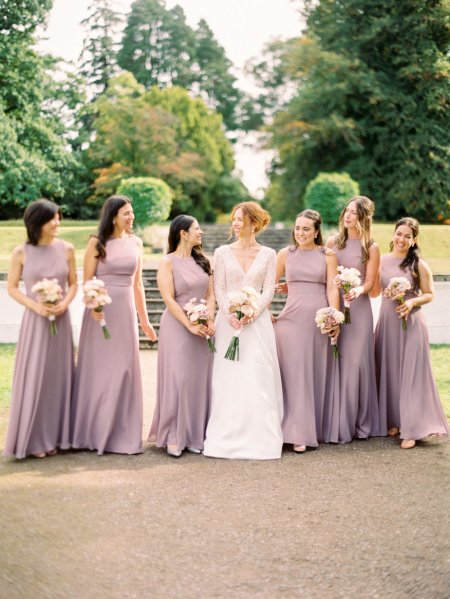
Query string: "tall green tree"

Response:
xmin=79 ymin=0 xmax=123 ymax=97
xmin=117 ymin=0 xmax=195 ymax=90
xmin=89 ymin=73 xmax=242 ymax=220
xmin=0 ymin=0 xmax=78 ymax=216
xmin=264 ymin=0 xmax=450 ymax=221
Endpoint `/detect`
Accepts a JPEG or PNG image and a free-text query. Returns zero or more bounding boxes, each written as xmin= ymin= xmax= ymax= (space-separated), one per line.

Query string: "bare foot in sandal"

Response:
xmin=400 ymin=439 xmax=416 ymax=449
xmin=46 ymin=449 xmax=58 ymax=456
xmin=31 ymin=452 xmax=46 ymax=458
xmin=388 ymin=427 xmax=400 ymax=437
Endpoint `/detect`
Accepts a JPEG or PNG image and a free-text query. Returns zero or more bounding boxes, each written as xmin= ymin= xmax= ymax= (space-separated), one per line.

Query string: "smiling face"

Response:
xmin=392 ymin=224 xmax=416 ymax=255
xmin=40 ymin=213 xmax=61 ymax=242
xmin=294 ymin=216 xmax=317 ymax=248
xmin=232 ymin=208 xmax=252 ymax=239
xmin=184 ymin=219 xmax=203 ymax=247
xmin=114 ymin=203 xmax=135 ymax=233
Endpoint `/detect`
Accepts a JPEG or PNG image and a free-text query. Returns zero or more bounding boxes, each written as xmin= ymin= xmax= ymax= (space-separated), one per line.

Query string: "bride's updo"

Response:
xmin=231 ymin=201 xmax=271 ymax=235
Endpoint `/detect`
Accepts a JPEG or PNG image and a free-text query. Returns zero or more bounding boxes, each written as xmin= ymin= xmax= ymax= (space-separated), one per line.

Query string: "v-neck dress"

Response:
xmin=203 ymin=245 xmax=283 ymax=460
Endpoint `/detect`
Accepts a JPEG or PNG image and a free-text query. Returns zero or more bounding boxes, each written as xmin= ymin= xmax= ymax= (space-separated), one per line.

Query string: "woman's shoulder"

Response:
xmin=11 ymin=243 xmax=26 ymax=260
xmin=260 ymin=245 xmax=275 ymax=257
xmin=323 ymin=246 xmax=336 ymax=257
xmin=58 ymin=238 xmax=75 ymax=252
xmin=130 ymin=233 xmax=143 ymax=246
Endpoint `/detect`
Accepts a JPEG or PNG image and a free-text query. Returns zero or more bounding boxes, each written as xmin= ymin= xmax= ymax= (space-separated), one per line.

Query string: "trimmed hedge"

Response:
xmin=117 ymin=177 xmax=173 ymax=226
xmin=304 ymin=172 xmax=360 ymax=225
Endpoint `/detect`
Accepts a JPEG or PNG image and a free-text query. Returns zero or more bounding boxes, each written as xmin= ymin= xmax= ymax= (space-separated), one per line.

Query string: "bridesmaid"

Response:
xmin=373 ymin=217 xmax=448 ymax=449
xmin=274 ymin=209 xmax=340 ymax=453
xmin=71 ymin=195 xmax=157 ymax=455
xmin=325 ymin=196 xmax=382 ymax=442
xmin=4 ymin=199 xmax=77 ymax=459
xmin=148 ymin=215 xmax=215 ymax=457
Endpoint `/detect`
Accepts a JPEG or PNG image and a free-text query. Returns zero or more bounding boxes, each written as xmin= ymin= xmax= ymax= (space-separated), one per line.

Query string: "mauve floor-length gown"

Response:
xmin=149 ymin=256 xmax=213 ymax=451
xmin=4 ymin=240 xmax=73 ymax=459
xmin=334 ymin=239 xmax=382 ymax=441
xmin=274 ymin=247 xmax=339 ymax=448
xmin=71 ymin=235 xmax=144 ymax=455
xmin=375 ymin=254 xmax=449 ymax=440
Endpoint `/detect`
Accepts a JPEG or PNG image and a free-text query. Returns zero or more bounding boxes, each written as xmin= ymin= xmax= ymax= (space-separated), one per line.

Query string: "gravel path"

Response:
xmin=1 ymin=352 xmax=449 ymax=599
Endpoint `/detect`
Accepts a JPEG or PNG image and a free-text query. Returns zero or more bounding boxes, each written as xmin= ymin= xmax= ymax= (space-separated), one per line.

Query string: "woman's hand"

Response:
xmin=48 ymin=301 xmax=69 ymax=317
xmin=229 ymin=314 xmax=243 ymax=331
xmin=187 ymin=322 xmax=208 ymax=337
xmin=142 ymin=322 xmax=158 ymax=341
xmin=206 ymin=320 xmax=215 ymax=336
xmin=343 ymin=285 xmax=363 ymax=303
xmin=90 ymin=309 xmax=104 ymax=322
xmin=396 ymin=299 xmax=414 ymax=319
xmin=270 ymin=313 xmax=276 ymax=323
xmin=32 ymin=302 xmax=51 ymax=317
xmin=275 ymin=282 xmax=288 ymax=294
xmin=328 ymin=325 xmax=340 ymax=341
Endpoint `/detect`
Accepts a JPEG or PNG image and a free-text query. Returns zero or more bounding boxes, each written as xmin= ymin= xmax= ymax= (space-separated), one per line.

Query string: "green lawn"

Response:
xmin=0 ymin=221 xmax=449 ymax=272
xmin=1 ymin=343 xmax=448 ymax=417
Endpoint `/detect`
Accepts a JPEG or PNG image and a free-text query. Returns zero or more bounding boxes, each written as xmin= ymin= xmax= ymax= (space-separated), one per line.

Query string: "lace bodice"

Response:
xmin=213 ymin=245 xmax=276 ymax=320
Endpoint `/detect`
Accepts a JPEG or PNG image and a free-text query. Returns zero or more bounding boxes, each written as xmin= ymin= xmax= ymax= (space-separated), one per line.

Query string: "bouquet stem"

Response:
xmin=397 ymin=298 xmax=408 ymax=331
xmin=100 ymin=319 xmax=111 ymax=339
xmin=206 ymin=335 xmax=217 ymax=353
xmin=48 ymin=315 xmax=58 ymax=336
xmin=343 ymin=304 xmax=351 ymax=325
xmin=331 ymin=339 xmax=340 ymax=359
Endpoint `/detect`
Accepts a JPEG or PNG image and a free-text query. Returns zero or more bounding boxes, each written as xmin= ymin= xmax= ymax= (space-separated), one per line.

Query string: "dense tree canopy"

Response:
xmin=262 ymin=0 xmax=450 ymax=221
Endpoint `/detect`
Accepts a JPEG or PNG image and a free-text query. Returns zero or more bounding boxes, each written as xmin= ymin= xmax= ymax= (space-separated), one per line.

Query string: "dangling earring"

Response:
xmin=113 ymin=220 xmax=116 ymax=225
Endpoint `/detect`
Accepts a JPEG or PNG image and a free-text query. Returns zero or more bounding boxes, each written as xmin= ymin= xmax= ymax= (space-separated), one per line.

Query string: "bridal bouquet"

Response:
xmin=315 ymin=307 xmax=345 ymax=358
xmin=183 ymin=297 xmax=216 ymax=353
xmin=334 ymin=266 xmax=361 ymax=324
xmin=224 ymin=286 xmax=259 ymax=361
xmin=383 ymin=276 xmax=412 ymax=331
xmin=83 ymin=277 xmax=112 ymax=339
xmin=31 ymin=278 xmax=63 ymax=335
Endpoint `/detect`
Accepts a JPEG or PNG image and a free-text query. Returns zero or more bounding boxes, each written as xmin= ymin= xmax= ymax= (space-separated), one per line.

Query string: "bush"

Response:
xmin=304 ymin=172 xmax=360 ymax=225
xmin=117 ymin=177 xmax=173 ymax=227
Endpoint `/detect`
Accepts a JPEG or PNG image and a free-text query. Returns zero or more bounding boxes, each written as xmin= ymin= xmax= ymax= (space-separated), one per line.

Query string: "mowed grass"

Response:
xmin=0 ymin=344 xmax=448 ymax=418
xmin=0 ymin=221 xmax=449 ymax=272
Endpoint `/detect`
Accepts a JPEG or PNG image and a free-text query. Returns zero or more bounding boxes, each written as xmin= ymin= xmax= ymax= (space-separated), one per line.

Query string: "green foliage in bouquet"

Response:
xmin=117 ymin=177 xmax=173 ymax=227
xmin=304 ymin=172 xmax=360 ymax=225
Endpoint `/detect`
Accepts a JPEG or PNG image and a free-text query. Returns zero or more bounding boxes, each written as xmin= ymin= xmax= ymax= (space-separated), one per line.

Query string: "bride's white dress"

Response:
xmin=203 ymin=244 xmax=283 ymax=460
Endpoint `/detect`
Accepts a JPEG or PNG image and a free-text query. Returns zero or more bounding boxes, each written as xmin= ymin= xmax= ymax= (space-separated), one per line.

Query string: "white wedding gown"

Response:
xmin=203 ymin=245 xmax=283 ymax=460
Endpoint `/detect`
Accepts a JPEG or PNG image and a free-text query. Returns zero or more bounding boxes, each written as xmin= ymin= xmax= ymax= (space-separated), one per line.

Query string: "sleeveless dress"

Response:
xmin=203 ymin=245 xmax=283 ymax=460
xmin=4 ymin=240 xmax=73 ymax=459
xmin=274 ymin=247 xmax=339 ymax=447
xmin=149 ymin=256 xmax=213 ymax=451
xmin=375 ymin=254 xmax=449 ymax=440
xmin=71 ymin=235 xmax=144 ymax=455
xmin=333 ymin=239 xmax=381 ymax=441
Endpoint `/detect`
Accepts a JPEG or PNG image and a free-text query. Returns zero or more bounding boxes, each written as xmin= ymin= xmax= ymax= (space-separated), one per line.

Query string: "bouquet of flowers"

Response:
xmin=183 ymin=297 xmax=216 ymax=353
xmin=334 ymin=266 xmax=361 ymax=324
xmin=315 ymin=307 xmax=345 ymax=358
xmin=383 ymin=277 xmax=412 ymax=331
xmin=83 ymin=277 xmax=112 ymax=339
xmin=31 ymin=278 xmax=63 ymax=335
xmin=224 ymin=286 xmax=259 ymax=361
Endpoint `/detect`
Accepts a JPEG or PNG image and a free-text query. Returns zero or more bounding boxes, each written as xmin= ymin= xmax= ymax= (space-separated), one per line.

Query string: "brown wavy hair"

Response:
xmin=335 ymin=196 xmax=375 ymax=264
xmin=95 ymin=195 xmax=131 ymax=261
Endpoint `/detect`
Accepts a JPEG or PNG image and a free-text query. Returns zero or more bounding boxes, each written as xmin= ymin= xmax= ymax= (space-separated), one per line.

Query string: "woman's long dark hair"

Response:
xmin=167 ymin=215 xmax=212 ymax=275
xmin=95 ymin=195 xmax=131 ymax=260
xmin=23 ymin=199 xmax=62 ymax=245
xmin=290 ymin=209 xmax=324 ymax=250
xmin=390 ymin=217 xmax=421 ymax=292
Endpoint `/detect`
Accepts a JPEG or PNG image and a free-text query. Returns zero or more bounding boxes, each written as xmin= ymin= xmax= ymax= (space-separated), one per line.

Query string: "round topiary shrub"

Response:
xmin=117 ymin=177 xmax=173 ymax=227
xmin=304 ymin=172 xmax=360 ymax=225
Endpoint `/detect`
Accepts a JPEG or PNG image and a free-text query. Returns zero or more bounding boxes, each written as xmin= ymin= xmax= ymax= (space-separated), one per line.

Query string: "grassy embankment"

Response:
xmin=0 ymin=221 xmax=449 ymax=272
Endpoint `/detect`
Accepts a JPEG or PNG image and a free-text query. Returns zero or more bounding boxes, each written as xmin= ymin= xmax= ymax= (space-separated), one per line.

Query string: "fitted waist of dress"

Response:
xmin=286 ymin=281 xmax=326 ymax=295
xmin=97 ymin=274 xmax=134 ymax=287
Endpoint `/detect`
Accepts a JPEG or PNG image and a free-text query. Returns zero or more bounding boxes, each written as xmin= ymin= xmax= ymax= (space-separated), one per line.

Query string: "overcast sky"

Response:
xmin=39 ymin=0 xmax=305 ymax=196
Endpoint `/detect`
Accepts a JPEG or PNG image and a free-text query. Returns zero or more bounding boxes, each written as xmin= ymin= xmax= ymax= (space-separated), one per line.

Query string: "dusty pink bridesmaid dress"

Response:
xmin=375 ymin=254 xmax=448 ymax=440
xmin=71 ymin=235 xmax=144 ymax=455
xmin=149 ymin=256 xmax=213 ymax=451
xmin=4 ymin=240 xmax=73 ymax=459
xmin=334 ymin=239 xmax=381 ymax=441
xmin=274 ymin=247 xmax=339 ymax=448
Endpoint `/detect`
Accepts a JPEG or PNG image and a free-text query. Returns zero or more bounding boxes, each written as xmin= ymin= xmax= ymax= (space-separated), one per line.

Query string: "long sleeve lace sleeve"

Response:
xmin=213 ymin=247 xmax=229 ymax=319
xmin=257 ymin=249 xmax=276 ymax=313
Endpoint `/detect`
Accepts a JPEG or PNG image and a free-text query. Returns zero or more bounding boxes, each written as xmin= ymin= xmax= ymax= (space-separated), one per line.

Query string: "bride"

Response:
xmin=203 ymin=202 xmax=283 ymax=460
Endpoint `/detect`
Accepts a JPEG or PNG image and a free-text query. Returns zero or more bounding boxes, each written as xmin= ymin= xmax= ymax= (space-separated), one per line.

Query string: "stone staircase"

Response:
xmin=140 ymin=224 xmax=292 ymax=348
